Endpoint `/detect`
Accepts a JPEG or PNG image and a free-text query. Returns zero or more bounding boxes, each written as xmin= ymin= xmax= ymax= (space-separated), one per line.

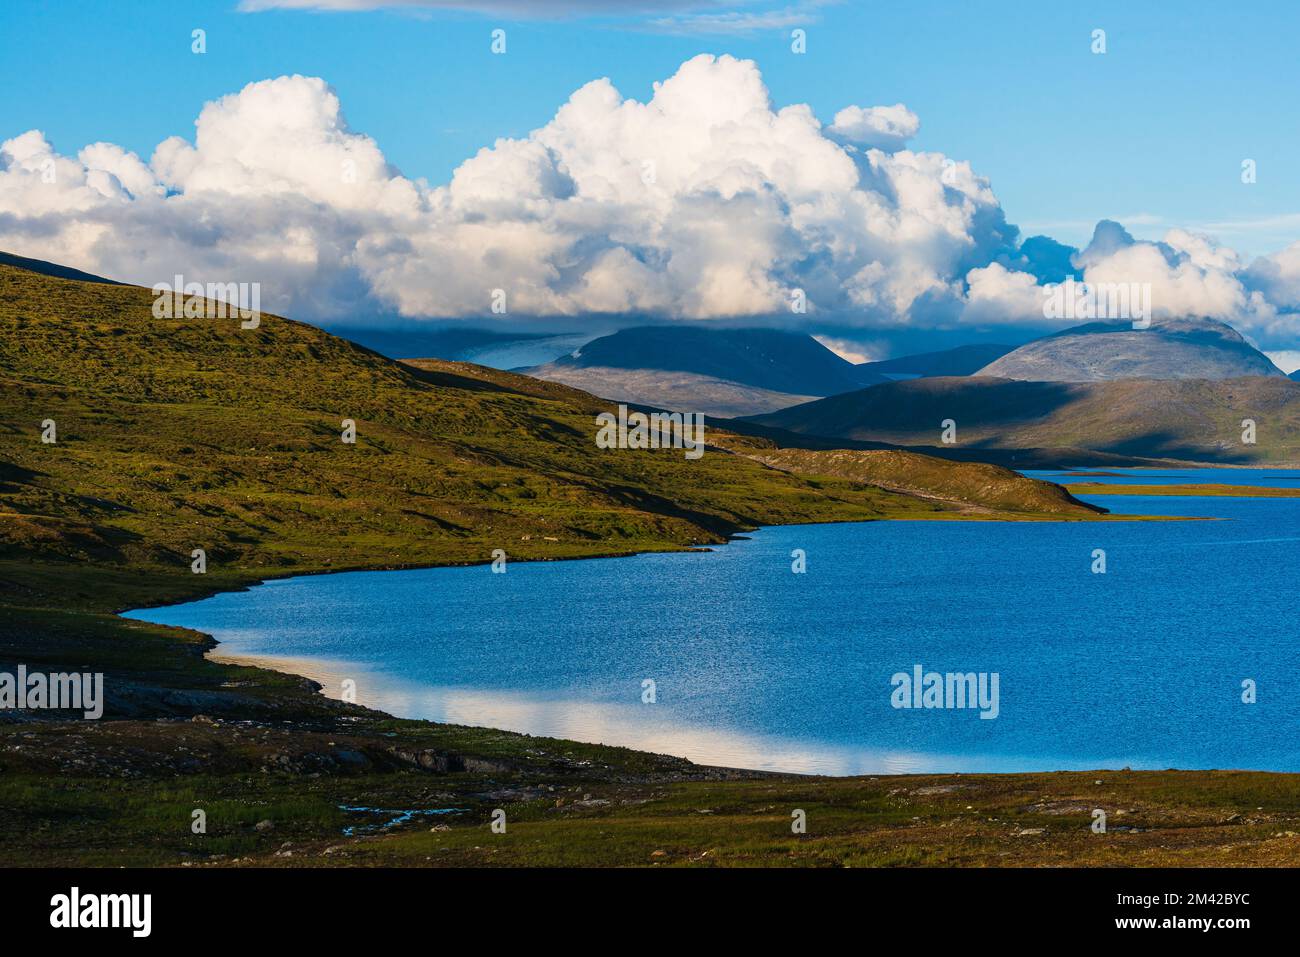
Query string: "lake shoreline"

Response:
xmin=1067 ymin=482 xmax=1300 ymax=497
xmin=131 ymin=484 xmax=1250 ymax=777
xmin=10 ymin=476 xmax=1300 ymax=866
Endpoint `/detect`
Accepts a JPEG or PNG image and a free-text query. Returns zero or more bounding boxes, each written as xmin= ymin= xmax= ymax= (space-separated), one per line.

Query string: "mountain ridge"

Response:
xmin=747 ymin=374 xmax=1300 ymax=464
xmin=0 ymin=249 xmax=121 ymax=285
xmin=976 ymin=316 xmax=1282 ymax=382
xmin=857 ymin=343 xmax=1014 ymax=379
xmin=526 ymin=325 xmax=889 ymax=415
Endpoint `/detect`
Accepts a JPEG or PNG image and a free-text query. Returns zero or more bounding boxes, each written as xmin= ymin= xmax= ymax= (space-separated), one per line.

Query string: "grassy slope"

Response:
xmin=3 ymin=265 xmax=1085 ymax=612
xmin=0 ymin=264 xmax=1278 ymax=868
xmin=749 ymin=375 xmax=1300 ymax=464
xmin=745 ymin=448 xmax=1108 ymax=517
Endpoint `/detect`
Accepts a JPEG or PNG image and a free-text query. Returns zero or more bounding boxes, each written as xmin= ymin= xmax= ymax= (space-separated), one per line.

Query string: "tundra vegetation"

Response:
xmin=1 ymin=264 xmax=1289 ymax=867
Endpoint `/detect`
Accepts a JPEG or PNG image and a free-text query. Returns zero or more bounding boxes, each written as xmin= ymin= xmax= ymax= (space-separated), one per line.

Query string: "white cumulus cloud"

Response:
xmin=1069 ymin=221 xmax=1286 ymax=343
xmin=0 ymin=56 xmax=1019 ymax=325
xmin=828 ymin=103 xmax=919 ymax=152
xmin=2 ymin=55 xmax=1300 ymax=348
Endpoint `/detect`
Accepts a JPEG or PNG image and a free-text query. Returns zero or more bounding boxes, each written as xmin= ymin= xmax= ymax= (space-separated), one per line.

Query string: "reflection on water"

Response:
xmin=138 ymin=471 xmax=1300 ymax=777
xmin=214 ymin=649 xmax=1140 ymax=775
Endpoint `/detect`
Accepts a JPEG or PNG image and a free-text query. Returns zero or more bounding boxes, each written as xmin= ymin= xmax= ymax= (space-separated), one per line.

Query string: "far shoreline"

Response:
xmin=134 ymin=486 xmax=1241 ymax=778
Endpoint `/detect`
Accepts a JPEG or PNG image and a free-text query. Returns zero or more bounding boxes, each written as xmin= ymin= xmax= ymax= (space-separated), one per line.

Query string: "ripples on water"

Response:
xmin=127 ymin=469 xmax=1300 ymax=775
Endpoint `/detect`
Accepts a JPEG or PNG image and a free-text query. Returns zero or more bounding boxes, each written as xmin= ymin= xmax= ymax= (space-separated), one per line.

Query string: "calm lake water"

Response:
xmin=125 ymin=468 xmax=1300 ymax=775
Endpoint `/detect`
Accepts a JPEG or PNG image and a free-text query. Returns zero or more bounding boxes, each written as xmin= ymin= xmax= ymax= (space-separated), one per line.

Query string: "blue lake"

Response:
xmin=125 ymin=469 xmax=1300 ymax=775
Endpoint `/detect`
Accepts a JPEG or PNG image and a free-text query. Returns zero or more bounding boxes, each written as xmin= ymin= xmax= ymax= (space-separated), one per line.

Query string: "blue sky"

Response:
xmin=2 ymin=0 xmax=1300 ymax=362
xmin=3 ymin=0 xmax=1295 ymax=254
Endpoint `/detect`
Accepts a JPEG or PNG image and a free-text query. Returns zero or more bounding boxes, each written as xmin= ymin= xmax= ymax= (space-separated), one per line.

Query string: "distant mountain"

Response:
xmin=323 ymin=325 xmax=584 ymax=366
xmin=520 ymin=365 xmax=820 ymax=418
xmin=0 ymin=260 xmax=1105 ymax=588
xmin=856 ymin=343 xmax=1014 ymax=380
xmin=527 ymin=326 xmax=888 ymax=416
xmin=467 ymin=333 xmax=592 ymax=369
xmin=1290 ymin=369 xmax=1300 ymax=382
xmin=747 ymin=375 xmax=1300 ymax=464
xmin=976 ymin=317 xmax=1283 ymax=381
xmin=540 ymin=326 xmax=879 ymax=393
xmin=0 ymin=250 xmax=120 ymax=285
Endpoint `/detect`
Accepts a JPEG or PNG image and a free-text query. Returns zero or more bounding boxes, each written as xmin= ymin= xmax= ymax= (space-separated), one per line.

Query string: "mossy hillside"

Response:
xmin=5 ymin=716 xmax=1299 ymax=868
xmin=0 ymin=263 xmax=1104 ymax=615
xmin=0 ymin=263 xmax=1217 ymax=870
xmin=745 ymin=447 xmax=1107 ymax=516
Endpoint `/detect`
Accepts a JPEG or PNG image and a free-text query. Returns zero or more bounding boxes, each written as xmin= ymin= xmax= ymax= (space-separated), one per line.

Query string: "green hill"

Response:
xmin=0 ymin=261 xmax=1257 ymax=872
xmin=0 ymin=249 xmax=121 ymax=286
xmin=0 ymin=264 xmax=1114 ymax=618
xmin=747 ymin=448 xmax=1104 ymax=516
